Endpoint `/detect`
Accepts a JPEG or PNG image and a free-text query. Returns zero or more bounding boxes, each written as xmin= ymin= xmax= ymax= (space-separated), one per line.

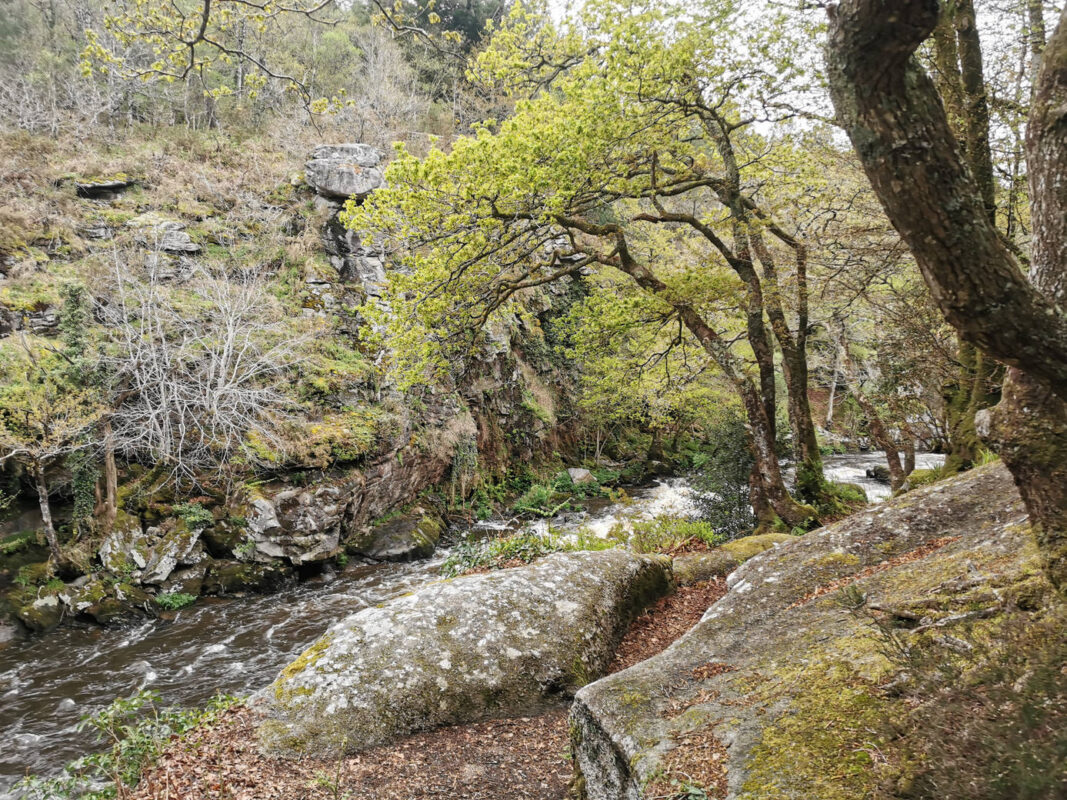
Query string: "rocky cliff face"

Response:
xmin=1 ymin=142 xmax=583 ymax=630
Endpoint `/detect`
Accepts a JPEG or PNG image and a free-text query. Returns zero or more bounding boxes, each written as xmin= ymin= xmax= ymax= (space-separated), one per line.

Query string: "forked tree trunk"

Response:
xmin=608 ymin=237 xmax=814 ymax=529
xmin=828 ymin=0 xmax=1067 ymax=588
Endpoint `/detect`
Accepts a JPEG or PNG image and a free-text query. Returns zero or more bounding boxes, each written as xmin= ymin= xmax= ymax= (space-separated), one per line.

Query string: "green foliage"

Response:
xmin=172 ymin=502 xmax=213 ymax=529
xmin=14 ymin=561 xmax=53 ymax=587
xmin=234 ymin=536 xmax=257 ymax=561
xmin=691 ymin=409 xmax=758 ymax=539
xmin=441 ymin=529 xmax=567 ymax=577
xmin=512 ymin=483 xmax=572 ymax=517
xmin=15 ymin=690 xmax=238 ymax=800
xmin=68 ymin=448 xmax=100 ymax=532
xmin=621 ymin=517 xmax=724 ymax=554
xmin=153 ymin=591 xmax=197 ymax=610
xmin=0 ymin=530 xmax=35 ymax=556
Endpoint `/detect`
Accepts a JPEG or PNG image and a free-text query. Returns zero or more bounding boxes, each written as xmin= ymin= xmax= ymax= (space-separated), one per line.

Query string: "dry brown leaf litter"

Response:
xmin=132 ymin=580 xmax=727 ymax=800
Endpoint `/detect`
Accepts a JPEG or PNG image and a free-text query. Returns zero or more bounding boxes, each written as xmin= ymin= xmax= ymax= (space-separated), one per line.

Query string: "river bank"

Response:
xmin=0 ymin=452 xmax=941 ymax=796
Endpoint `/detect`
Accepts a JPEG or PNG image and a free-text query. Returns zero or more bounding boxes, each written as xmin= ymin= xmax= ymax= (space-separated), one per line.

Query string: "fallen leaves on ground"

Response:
xmin=132 ymin=580 xmax=727 ymax=800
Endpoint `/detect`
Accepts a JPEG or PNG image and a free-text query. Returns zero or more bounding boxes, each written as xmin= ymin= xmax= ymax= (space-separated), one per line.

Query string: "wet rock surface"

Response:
xmin=246 ymin=483 xmax=350 ymax=566
xmin=570 ymin=464 xmax=1033 ymax=799
xmin=257 ymin=550 xmax=675 ymax=756
xmin=346 ymin=507 xmax=444 ymax=562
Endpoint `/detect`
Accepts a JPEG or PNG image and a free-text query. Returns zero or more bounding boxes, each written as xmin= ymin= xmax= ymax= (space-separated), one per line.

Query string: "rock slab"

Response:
xmin=258 ymin=550 xmax=674 ymax=756
xmin=570 ymin=464 xmax=1032 ymax=799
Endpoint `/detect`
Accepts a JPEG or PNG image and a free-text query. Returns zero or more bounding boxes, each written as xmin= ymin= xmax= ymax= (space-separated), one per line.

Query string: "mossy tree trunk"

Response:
xmin=595 ymin=227 xmax=815 ymax=529
xmin=932 ymin=0 xmax=1004 ymax=475
xmin=841 ymin=344 xmax=907 ymax=492
xmin=828 ymin=0 xmax=1067 ymax=588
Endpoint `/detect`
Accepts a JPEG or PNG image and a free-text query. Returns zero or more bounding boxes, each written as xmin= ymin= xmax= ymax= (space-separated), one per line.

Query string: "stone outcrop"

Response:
xmin=568 ymin=467 xmax=597 ymax=486
xmin=257 ymin=550 xmax=675 ymax=757
xmin=345 ymin=506 xmax=444 ymax=562
xmin=569 ymin=464 xmax=1038 ymax=799
xmin=245 ymin=483 xmax=350 ymax=565
xmin=322 ymin=213 xmax=386 ymax=297
xmin=304 ymin=144 xmax=385 ymax=200
xmin=75 ymin=177 xmax=134 ymax=199
xmin=126 ymin=213 xmax=200 ymax=254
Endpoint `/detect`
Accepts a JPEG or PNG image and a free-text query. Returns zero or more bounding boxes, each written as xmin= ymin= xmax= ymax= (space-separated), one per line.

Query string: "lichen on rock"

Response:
xmin=257 ymin=549 xmax=674 ymax=757
xmin=569 ymin=464 xmax=1042 ymax=799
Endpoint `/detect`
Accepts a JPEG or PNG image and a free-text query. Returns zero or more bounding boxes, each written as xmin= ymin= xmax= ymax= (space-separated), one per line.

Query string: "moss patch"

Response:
xmin=720 ymin=533 xmax=794 ymax=563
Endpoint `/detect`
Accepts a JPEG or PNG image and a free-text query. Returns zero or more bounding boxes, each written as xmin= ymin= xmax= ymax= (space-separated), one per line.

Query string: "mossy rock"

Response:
xmin=14 ymin=595 xmax=63 ymax=631
xmin=201 ymin=523 xmax=246 ymax=558
xmin=203 ymin=559 xmax=293 ymax=595
xmin=672 ymin=550 xmax=739 ymax=586
xmin=720 ymin=533 xmax=795 ymax=563
xmin=346 ymin=508 xmax=445 ymax=562
xmin=0 ymin=531 xmax=48 ymax=578
xmin=570 ymin=464 xmax=1034 ymax=799
xmin=258 ymin=550 xmax=673 ymax=757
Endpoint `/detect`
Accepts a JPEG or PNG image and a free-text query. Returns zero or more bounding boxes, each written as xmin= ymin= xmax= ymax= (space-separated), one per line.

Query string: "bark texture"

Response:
xmin=34 ymin=461 xmax=61 ymax=563
xmin=827 ymin=0 xmax=1067 ymax=400
xmin=828 ymin=0 xmax=1067 ymax=588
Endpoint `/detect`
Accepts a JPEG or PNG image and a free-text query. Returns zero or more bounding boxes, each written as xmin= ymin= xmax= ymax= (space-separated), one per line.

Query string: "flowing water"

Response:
xmin=820 ymin=451 xmax=945 ymax=502
xmin=0 ymin=478 xmax=697 ymax=794
xmin=0 ymin=559 xmax=441 ymax=795
xmin=0 ymin=454 xmax=934 ymax=793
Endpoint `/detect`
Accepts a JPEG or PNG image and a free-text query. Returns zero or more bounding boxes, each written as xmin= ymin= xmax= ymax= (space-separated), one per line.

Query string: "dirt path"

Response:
xmin=133 ymin=578 xmax=727 ymax=800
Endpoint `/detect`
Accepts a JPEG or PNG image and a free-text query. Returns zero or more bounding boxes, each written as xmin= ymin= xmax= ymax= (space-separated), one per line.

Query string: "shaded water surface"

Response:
xmin=0 ymin=560 xmax=441 ymax=794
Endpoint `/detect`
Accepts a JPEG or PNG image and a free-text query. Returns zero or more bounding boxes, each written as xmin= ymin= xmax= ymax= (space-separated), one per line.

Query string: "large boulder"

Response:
xmin=345 ymin=506 xmax=444 ymax=562
xmin=141 ymin=520 xmax=204 ymax=585
xmin=15 ymin=594 xmax=63 ymax=632
xmin=304 ymin=144 xmax=385 ymax=200
xmin=98 ymin=511 xmax=152 ymax=574
xmin=202 ymin=559 xmax=293 ymax=595
xmin=569 ymin=464 xmax=1036 ymax=800
xmin=568 ymin=467 xmax=597 ymax=486
xmin=257 ymin=550 xmax=675 ymax=757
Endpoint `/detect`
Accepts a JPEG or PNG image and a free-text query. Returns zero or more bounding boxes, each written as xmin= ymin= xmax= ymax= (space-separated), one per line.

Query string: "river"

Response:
xmin=0 ymin=451 xmax=939 ymax=794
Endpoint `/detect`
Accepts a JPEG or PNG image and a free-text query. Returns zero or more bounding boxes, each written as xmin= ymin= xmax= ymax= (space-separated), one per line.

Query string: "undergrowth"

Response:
xmin=441 ymin=516 xmax=721 ymax=577
xmin=15 ymin=690 xmax=240 ymax=800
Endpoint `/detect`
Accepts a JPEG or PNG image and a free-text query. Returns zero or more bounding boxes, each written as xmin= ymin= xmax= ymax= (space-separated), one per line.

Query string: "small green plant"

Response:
xmin=172 ymin=502 xmax=213 ymax=529
xmin=154 ymin=592 xmax=197 ymax=610
xmin=441 ymin=529 xmax=567 ymax=577
xmin=622 ymin=517 xmax=724 ymax=554
xmin=14 ymin=690 xmax=239 ymax=800
xmin=234 ymin=536 xmax=257 ymax=560
xmin=335 ymin=551 xmax=349 ymax=567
